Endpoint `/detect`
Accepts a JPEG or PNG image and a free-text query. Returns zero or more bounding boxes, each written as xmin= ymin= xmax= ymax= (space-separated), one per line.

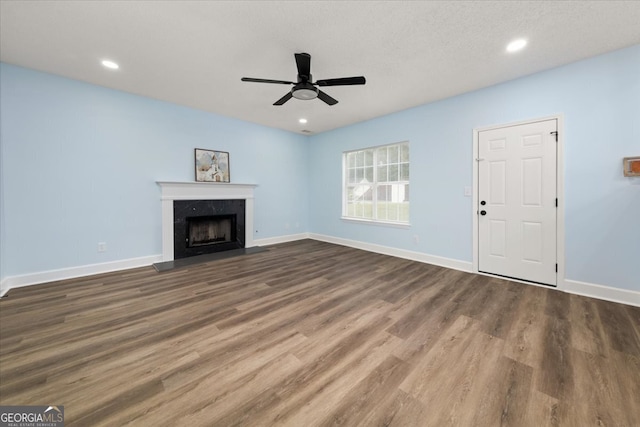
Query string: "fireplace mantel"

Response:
xmin=157 ymin=181 xmax=257 ymax=261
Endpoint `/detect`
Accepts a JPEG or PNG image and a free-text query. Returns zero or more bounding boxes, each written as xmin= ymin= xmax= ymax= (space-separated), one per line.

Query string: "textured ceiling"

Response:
xmin=1 ymin=1 xmax=639 ymax=135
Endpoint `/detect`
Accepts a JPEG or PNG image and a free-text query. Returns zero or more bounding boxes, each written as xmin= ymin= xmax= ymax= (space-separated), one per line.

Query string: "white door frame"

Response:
xmin=472 ymin=114 xmax=565 ymax=289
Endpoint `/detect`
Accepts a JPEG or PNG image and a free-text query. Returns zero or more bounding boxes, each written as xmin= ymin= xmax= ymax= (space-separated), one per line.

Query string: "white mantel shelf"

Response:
xmin=157 ymin=181 xmax=258 ymax=200
xmin=157 ymin=181 xmax=258 ymax=261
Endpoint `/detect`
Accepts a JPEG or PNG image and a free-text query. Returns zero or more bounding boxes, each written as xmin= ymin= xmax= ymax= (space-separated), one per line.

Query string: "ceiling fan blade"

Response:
xmin=317 ymin=90 xmax=338 ymax=106
xmin=316 ymin=76 xmax=366 ymax=86
xmin=273 ymin=92 xmax=293 ymax=106
xmin=295 ymin=53 xmax=311 ymax=79
xmin=241 ymin=77 xmax=294 ymax=85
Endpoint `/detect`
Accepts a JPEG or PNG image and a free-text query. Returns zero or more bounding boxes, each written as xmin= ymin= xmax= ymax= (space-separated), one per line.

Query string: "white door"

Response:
xmin=478 ymin=119 xmax=557 ymax=286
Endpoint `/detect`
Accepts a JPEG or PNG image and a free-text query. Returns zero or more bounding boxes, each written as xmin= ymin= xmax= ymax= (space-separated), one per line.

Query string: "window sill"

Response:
xmin=340 ymin=217 xmax=411 ymax=229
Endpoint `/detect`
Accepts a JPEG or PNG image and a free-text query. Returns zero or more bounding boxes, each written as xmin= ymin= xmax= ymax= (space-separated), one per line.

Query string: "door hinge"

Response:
xmin=555 ymin=264 xmax=558 ymax=273
xmin=550 ymin=131 xmax=558 ymax=142
xmin=555 ymin=198 xmax=558 ymax=207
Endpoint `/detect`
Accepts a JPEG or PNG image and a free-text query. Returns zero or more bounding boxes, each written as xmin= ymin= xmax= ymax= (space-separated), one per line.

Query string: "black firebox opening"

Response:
xmin=187 ymin=215 xmax=236 ymax=247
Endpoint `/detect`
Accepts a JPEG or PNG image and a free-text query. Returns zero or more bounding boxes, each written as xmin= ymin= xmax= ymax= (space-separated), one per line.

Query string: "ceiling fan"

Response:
xmin=241 ymin=53 xmax=366 ymax=106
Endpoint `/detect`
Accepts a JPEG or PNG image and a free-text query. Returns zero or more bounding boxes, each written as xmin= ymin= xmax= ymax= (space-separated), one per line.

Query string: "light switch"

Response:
xmin=464 ymin=186 xmax=472 ymax=197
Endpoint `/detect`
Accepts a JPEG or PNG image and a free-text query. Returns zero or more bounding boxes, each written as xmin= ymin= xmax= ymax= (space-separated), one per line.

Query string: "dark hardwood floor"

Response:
xmin=1 ymin=239 xmax=639 ymax=426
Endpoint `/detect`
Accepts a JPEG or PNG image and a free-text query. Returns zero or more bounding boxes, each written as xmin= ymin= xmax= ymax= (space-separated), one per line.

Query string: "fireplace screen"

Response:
xmin=187 ymin=215 xmax=235 ymax=247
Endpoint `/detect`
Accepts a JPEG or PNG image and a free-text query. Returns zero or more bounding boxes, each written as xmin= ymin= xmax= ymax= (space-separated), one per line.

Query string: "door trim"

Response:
xmin=472 ymin=114 xmax=565 ymax=288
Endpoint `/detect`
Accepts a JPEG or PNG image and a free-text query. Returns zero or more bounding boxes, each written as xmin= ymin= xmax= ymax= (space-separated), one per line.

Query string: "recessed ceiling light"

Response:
xmin=506 ymin=39 xmax=527 ymax=53
xmin=299 ymin=118 xmax=308 ymax=124
xmin=101 ymin=60 xmax=119 ymax=70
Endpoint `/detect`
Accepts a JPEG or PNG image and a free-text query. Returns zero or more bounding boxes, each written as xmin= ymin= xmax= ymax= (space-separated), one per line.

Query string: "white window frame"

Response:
xmin=342 ymin=141 xmax=410 ymax=226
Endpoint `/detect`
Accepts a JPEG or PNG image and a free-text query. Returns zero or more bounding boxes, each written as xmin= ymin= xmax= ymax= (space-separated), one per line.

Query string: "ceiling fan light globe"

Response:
xmin=292 ymin=87 xmax=318 ymax=100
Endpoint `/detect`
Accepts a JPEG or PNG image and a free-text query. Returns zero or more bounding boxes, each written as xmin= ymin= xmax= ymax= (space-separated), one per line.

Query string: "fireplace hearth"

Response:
xmin=173 ymin=199 xmax=245 ymax=259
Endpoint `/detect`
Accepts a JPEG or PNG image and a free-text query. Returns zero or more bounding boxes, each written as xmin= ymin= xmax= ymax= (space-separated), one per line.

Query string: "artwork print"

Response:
xmin=623 ymin=156 xmax=640 ymax=177
xmin=195 ymin=149 xmax=230 ymax=182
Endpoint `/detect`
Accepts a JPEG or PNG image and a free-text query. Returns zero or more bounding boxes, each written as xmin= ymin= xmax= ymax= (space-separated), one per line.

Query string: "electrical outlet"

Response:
xmin=285 ymin=223 xmax=290 ymax=230
xmin=98 ymin=242 xmax=107 ymax=252
xmin=413 ymin=235 xmax=419 ymax=245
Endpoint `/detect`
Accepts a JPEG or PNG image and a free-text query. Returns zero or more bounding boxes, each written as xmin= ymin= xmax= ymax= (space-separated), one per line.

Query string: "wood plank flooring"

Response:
xmin=1 ymin=239 xmax=639 ymax=426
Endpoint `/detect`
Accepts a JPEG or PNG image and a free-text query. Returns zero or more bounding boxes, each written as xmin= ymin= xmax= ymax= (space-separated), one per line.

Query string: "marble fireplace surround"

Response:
xmin=157 ymin=182 xmax=257 ymax=262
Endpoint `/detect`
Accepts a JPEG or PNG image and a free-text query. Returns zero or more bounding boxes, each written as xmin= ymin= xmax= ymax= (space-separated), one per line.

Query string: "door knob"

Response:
xmin=480 ymin=201 xmax=486 ymax=206
xmin=480 ymin=210 xmax=487 ymax=216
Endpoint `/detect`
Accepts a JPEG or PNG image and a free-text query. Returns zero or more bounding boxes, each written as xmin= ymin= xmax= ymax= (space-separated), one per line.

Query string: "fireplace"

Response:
xmin=157 ymin=182 xmax=256 ymax=262
xmin=173 ymin=199 xmax=245 ymax=259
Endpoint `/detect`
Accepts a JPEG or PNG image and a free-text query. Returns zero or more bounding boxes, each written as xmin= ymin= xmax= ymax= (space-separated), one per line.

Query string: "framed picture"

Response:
xmin=195 ymin=149 xmax=230 ymax=182
xmin=623 ymin=156 xmax=640 ymax=177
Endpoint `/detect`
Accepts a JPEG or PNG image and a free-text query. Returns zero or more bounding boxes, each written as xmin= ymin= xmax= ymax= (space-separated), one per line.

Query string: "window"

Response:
xmin=343 ymin=141 xmax=409 ymax=224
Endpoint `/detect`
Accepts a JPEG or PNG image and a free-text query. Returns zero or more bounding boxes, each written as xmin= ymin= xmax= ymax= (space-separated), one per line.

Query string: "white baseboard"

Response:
xmin=1 ymin=232 xmax=313 ymax=297
xmin=308 ymin=233 xmax=473 ymax=273
xmin=253 ymin=232 xmax=310 ymax=247
xmin=2 ymin=237 xmax=637 ymax=309
xmin=563 ymin=279 xmax=640 ymax=307
xmin=0 ymin=278 xmax=9 ymax=298
xmin=307 ymin=234 xmax=640 ymax=307
xmin=0 ymin=255 xmax=162 ymax=297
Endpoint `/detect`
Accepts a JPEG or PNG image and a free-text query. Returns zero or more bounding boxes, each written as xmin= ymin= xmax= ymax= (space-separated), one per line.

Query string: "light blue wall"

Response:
xmin=0 ymin=63 xmax=309 ymax=277
xmin=2 ymin=45 xmax=638 ymax=293
xmin=308 ymin=44 xmax=640 ymax=292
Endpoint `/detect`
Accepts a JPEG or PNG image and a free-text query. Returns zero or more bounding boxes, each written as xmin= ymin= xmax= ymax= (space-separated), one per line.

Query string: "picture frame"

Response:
xmin=623 ymin=156 xmax=640 ymax=177
xmin=195 ymin=148 xmax=230 ymax=182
